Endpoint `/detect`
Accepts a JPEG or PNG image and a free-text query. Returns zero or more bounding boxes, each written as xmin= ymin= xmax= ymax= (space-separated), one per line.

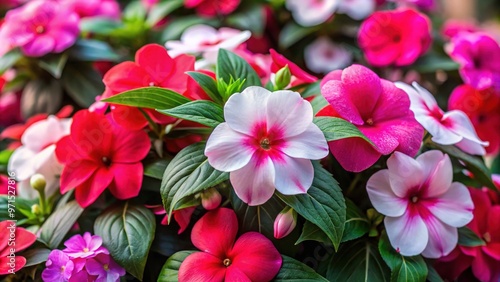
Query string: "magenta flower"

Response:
xmin=179 ymin=208 xmax=282 ymax=281
xmin=367 ymin=151 xmax=474 ymax=258
xmin=396 ymin=82 xmax=488 ymax=155
xmin=446 ymin=32 xmax=500 ymax=90
xmin=42 ymin=250 xmax=75 ymax=282
xmin=2 ymin=0 xmax=79 ymax=57
xmin=63 ymin=232 xmax=109 ymax=259
xmin=318 ymin=64 xmax=423 ymax=172
xmin=86 ymin=254 xmax=125 ymax=281
xmin=205 ymin=86 xmax=329 ymax=206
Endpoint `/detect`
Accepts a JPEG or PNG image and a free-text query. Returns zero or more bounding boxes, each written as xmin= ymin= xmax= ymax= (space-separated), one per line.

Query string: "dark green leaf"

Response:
xmin=38 ymin=53 xmax=68 ymax=78
xmin=161 ymin=142 xmax=229 ymax=219
xmin=144 ymin=159 xmax=171 ymax=180
xmin=216 ymin=49 xmax=261 ymax=89
xmin=21 ymin=79 xmax=62 ymax=118
xmin=226 ymin=6 xmax=264 ymax=36
xmin=68 ymin=39 xmax=120 ymax=62
xmin=314 ymin=117 xmax=375 ymax=146
xmin=295 ymin=220 xmax=330 ymax=245
xmin=0 ymin=48 xmax=22 ymax=74
xmin=425 ymin=261 xmax=445 ymax=282
xmin=157 ymin=250 xmax=195 ymax=282
xmin=277 ymin=162 xmax=346 ymax=250
xmin=491 ymin=154 xmax=500 ymax=174
xmin=274 ymin=255 xmax=329 ymax=281
xmin=186 ymin=71 xmax=222 ymax=104
xmin=61 ymin=63 xmax=104 ymax=107
xmin=102 ymin=87 xmax=190 ymax=109
xmin=146 ymin=0 xmax=183 ymax=27
xmin=161 ymin=17 xmax=218 ymax=42
xmin=158 ymin=100 xmax=224 ymax=128
xmin=39 ymin=201 xmax=84 ymax=249
xmin=80 ymin=18 xmax=123 ymax=35
xmin=412 ymin=53 xmax=459 ymax=73
xmin=342 ymin=198 xmax=370 ymax=242
xmin=279 ymin=22 xmax=320 ymax=49
xmin=94 ymin=203 xmax=156 ymax=280
xmin=326 ymin=239 xmax=390 ymax=281
xmin=458 ymin=226 xmax=485 ymax=247
xmin=23 ymin=248 xmax=51 ymax=267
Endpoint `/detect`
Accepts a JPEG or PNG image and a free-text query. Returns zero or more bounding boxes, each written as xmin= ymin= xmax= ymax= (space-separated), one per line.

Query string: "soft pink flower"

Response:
xmin=285 ymin=0 xmax=338 ymax=27
xmin=58 ymin=0 xmax=120 ymax=19
xmin=274 ymin=207 xmax=297 ymax=239
xmin=446 ymin=32 xmax=500 ymax=90
xmin=390 ymin=0 xmax=435 ymax=11
xmin=178 ymin=208 xmax=282 ymax=281
xmin=396 ymin=82 xmax=488 ymax=155
xmin=442 ymin=20 xmax=480 ymax=39
xmin=337 ymin=0 xmax=375 ymax=20
xmin=318 ymin=64 xmax=423 ymax=172
xmin=358 ymin=8 xmax=432 ymax=67
xmin=367 ymin=151 xmax=474 ymax=258
xmin=8 ymin=116 xmax=71 ymax=199
xmin=184 ymin=0 xmax=240 ymax=18
xmin=304 ymin=37 xmax=352 ymax=74
xmin=205 ymin=86 xmax=328 ymax=206
xmin=2 ymin=0 xmax=80 ymax=57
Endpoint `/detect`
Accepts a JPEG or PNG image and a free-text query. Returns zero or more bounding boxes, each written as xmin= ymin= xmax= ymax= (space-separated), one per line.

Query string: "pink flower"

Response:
xmin=205 ymin=86 xmax=328 ymax=206
xmin=178 ymin=208 xmax=282 ymax=281
xmin=184 ymin=0 xmax=240 ymax=18
xmin=304 ymin=37 xmax=352 ymax=74
xmin=41 ymin=250 xmax=75 ymax=282
xmin=318 ymin=64 xmax=423 ymax=172
xmin=0 ymin=221 xmax=37 ymax=275
xmin=274 ymin=207 xmax=297 ymax=239
xmin=85 ymin=254 xmax=125 ymax=281
xmin=58 ymin=0 xmax=120 ymax=19
xmin=396 ymin=82 xmax=488 ymax=155
xmin=55 ymin=110 xmax=151 ymax=208
xmin=442 ymin=20 xmax=480 ymax=39
xmin=8 ymin=116 xmax=71 ymax=199
xmin=358 ymin=8 xmax=432 ymax=67
xmin=367 ymin=151 xmax=474 ymax=258
xmin=63 ymin=232 xmax=109 ymax=259
xmin=2 ymin=0 xmax=80 ymax=57
xmin=147 ymin=205 xmax=196 ymax=234
xmin=446 ymin=32 xmax=500 ymax=90
xmin=337 ymin=0 xmax=375 ymax=20
xmin=285 ymin=0 xmax=338 ymax=27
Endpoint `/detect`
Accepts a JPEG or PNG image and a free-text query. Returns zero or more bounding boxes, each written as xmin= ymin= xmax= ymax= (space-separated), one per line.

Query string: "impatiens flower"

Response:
xmin=448 ymin=85 xmax=500 ymax=155
xmin=8 ymin=115 xmax=71 ymax=199
xmin=41 ymin=250 xmax=75 ymax=282
xmin=58 ymin=0 xmax=120 ymax=19
xmin=103 ymin=44 xmax=195 ymax=130
xmin=86 ymin=254 xmax=126 ymax=281
xmin=1 ymin=0 xmax=80 ymax=57
xmin=304 ymin=37 xmax=352 ymax=74
xmin=442 ymin=20 xmax=480 ymax=39
xmin=147 ymin=205 xmax=196 ymax=234
xmin=165 ymin=25 xmax=251 ymax=68
xmin=55 ymin=110 xmax=151 ymax=208
xmin=445 ymin=32 xmax=500 ymax=90
xmin=274 ymin=207 xmax=297 ymax=239
xmin=391 ymin=0 xmax=434 ymax=11
xmin=285 ymin=0 xmax=338 ymax=27
xmin=270 ymin=49 xmax=317 ymax=86
xmin=63 ymin=232 xmax=109 ymax=259
xmin=358 ymin=9 xmax=432 ymax=67
xmin=0 ymin=92 xmax=21 ymax=127
xmin=318 ymin=64 xmax=423 ymax=172
xmin=367 ymin=151 xmax=474 ymax=258
xmin=337 ymin=0 xmax=375 ymax=20
xmin=184 ymin=0 xmax=240 ymax=17
xmin=0 ymin=221 xmax=37 ymax=275
xmin=205 ymin=86 xmax=329 ymax=206
xmin=179 ymin=208 xmax=282 ymax=281
xmin=396 ymin=82 xmax=488 ymax=155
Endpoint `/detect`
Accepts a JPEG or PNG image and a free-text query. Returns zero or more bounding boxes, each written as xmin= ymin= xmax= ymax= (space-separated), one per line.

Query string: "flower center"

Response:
xmin=60 ymin=266 xmax=66 ymax=272
xmin=83 ymin=247 xmax=90 ymax=253
xmin=102 ymin=157 xmax=111 ymax=166
xmin=365 ymin=118 xmax=374 ymax=126
xmin=392 ymin=35 xmax=401 ymax=43
xmin=223 ymin=258 xmax=231 ymax=267
xmin=260 ymin=138 xmax=271 ymax=150
xmin=483 ymin=232 xmax=491 ymax=243
xmin=411 ymin=196 xmax=419 ymax=203
xmin=35 ymin=25 xmax=45 ymax=34
xmin=103 ymin=264 xmax=110 ymax=271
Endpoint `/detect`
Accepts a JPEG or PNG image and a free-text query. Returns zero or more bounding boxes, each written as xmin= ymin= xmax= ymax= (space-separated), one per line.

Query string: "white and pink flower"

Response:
xmin=205 ymin=86 xmax=329 ymax=206
xmin=285 ymin=0 xmax=338 ymax=27
xmin=396 ymin=82 xmax=488 ymax=155
xmin=367 ymin=151 xmax=474 ymax=258
xmin=304 ymin=37 xmax=352 ymax=74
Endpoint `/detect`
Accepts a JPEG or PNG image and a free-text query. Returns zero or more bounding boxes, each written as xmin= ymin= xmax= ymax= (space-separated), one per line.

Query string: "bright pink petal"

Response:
xmin=377 ymin=117 xmax=424 ymax=157
xmin=366 ymin=170 xmax=408 ymax=217
xmin=70 ymin=110 xmax=114 ymax=159
xmin=178 ymin=252 xmax=226 ymax=282
xmin=60 ymin=160 xmax=98 ymax=194
xmin=225 ymin=266 xmax=252 ymax=282
xmin=341 ymin=64 xmax=382 ymax=119
xmin=471 ymin=252 xmax=496 ymax=282
xmin=273 ymin=155 xmax=313 ymax=195
xmin=108 ymin=163 xmax=143 ymax=200
xmin=228 ymin=232 xmax=282 ymax=282
xmin=173 ymin=207 xmax=196 ymax=234
xmin=164 ymin=54 xmax=195 ymax=94
xmin=0 ymin=257 xmax=26 ymax=275
xmin=110 ymin=124 xmax=151 ymax=163
xmin=75 ymin=167 xmax=114 ymax=208
xmin=417 ymin=151 xmax=452 ymax=198
xmin=103 ymin=62 xmax=151 ymax=94
xmin=224 ymin=86 xmax=269 ymax=135
xmin=484 ymin=243 xmax=500 ymax=260
xmin=280 ymin=124 xmax=329 ymax=159
xmin=385 ymin=210 xmax=428 ymax=256
xmin=421 ymin=215 xmax=458 ymax=258
xmin=321 ymin=80 xmax=363 ymax=125
xmin=426 ymin=182 xmax=473 ymax=227
xmin=266 ymin=90 xmax=313 ymax=138
xmin=21 ymin=36 xmax=55 ymax=57
xmin=110 ymin=105 xmax=148 ymax=130
xmin=358 ymin=125 xmax=399 ymax=155
xmin=329 ymin=137 xmax=381 ymax=172
xmin=135 ymin=44 xmax=174 ymax=84
xmin=371 ymin=80 xmax=411 ymax=122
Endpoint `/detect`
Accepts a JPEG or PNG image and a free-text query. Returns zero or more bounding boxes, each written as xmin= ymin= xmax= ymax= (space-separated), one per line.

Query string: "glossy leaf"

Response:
xmin=216 ymin=49 xmax=261 ymax=89
xmin=61 ymin=63 xmax=104 ymax=107
xmin=146 ymin=0 xmax=183 ymax=27
xmin=38 ymin=53 xmax=68 ymax=78
xmin=39 ymin=201 xmax=84 ymax=249
xmin=158 ymin=100 xmax=224 ymax=128
xmin=102 ymin=87 xmax=190 ymax=109
xmin=457 ymin=226 xmax=485 ymax=247
xmin=80 ymin=18 xmax=123 ymax=35
xmin=0 ymin=48 xmax=22 ymax=74
xmin=186 ymin=71 xmax=222 ymax=104
xmin=157 ymin=250 xmax=195 ymax=282
xmin=342 ymin=198 xmax=370 ymax=242
xmin=68 ymin=39 xmax=120 ymax=62
xmin=274 ymin=255 xmax=329 ymax=282
xmin=144 ymin=158 xmax=171 ymax=180
xmin=314 ymin=117 xmax=375 ymax=146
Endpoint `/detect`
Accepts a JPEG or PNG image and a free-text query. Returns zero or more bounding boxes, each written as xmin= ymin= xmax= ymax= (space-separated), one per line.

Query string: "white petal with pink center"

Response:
xmin=286 ymin=0 xmax=339 ymax=27
xmin=396 ymin=82 xmax=488 ymax=155
xmin=304 ymin=37 xmax=352 ymax=74
xmin=205 ymin=86 xmax=329 ymax=206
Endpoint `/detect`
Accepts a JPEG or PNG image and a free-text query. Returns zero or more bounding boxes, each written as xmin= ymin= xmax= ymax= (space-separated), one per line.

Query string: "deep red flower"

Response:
xmin=178 ymin=208 xmax=282 ymax=281
xmin=270 ymin=49 xmax=317 ymax=86
xmin=55 ymin=110 xmax=151 ymax=207
xmin=0 ymin=221 xmax=37 ymax=275
xmin=184 ymin=0 xmax=240 ymax=18
xmin=147 ymin=205 xmax=195 ymax=234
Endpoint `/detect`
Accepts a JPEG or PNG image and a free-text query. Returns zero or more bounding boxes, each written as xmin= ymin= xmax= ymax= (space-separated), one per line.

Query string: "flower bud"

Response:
xmin=274 ymin=207 xmax=297 ymax=239
xmin=274 ymin=65 xmax=291 ymax=90
xmin=201 ymin=188 xmax=222 ymax=210
xmin=30 ymin=174 xmax=46 ymax=192
xmin=31 ymin=204 xmax=42 ymax=215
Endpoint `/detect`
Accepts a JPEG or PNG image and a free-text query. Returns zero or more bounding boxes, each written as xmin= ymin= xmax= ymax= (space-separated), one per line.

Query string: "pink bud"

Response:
xmin=201 ymin=188 xmax=222 ymax=210
xmin=274 ymin=207 xmax=297 ymax=239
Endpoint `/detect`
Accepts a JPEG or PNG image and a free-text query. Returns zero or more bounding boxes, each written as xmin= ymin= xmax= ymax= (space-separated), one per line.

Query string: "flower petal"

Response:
xmin=108 ymin=163 xmax=143 ymax=200
xmin=328 ymin=137 xmax=382 ymax=172
xmin=274 ymin=155 xmax=313 ymax=195
xmin=417 ymin=151 xmax=452 ymax=198
xmin=387 ymin=151 xmax=425 ymax=198
xmin=366 ymin=170 xmax=408 ymax=217
xmin=135 ymin=44 xmax=174 ymax=84
xmin=385 ymin=211 xmax=428 ymax=256
xmin=74 ymin=167 xmax=114 ymax=208
xmin=178 ymin=252 xmax=226 ymax=282
xmin=266 ymin=90 xmax=313 ymax=138
xmin=110 ymin=122 xmax=151 ymax=163
xmin=421 ymin=216 xmax=458 ymax=258
xmin=321 ymin=80 xmax=363 ymax=125
xmin=280 ymin=124 xmax=329 ymax=160
xmin=426 ymin=182 xmax=473 ymax=227
xmin=0 ymin=256 xmax=26 ymax=275
xmin=224 ymin=86 xmax=269 ymax=135
xmin=60 ymin=160 xmax=98 ymax=194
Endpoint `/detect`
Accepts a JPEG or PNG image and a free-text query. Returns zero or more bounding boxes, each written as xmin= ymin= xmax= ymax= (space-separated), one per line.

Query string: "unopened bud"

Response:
xmin=274 ymin=206 xmax=297 ymax=239
xmin=31 ymin=204 xmax=42 ymax=215
xmin=30 ymin=174 xmax=46 ymax=192
xmin=201 ymin=188 xmax=222 ymax=210
xmin=274 ymin=65 xmax=291 ymax=90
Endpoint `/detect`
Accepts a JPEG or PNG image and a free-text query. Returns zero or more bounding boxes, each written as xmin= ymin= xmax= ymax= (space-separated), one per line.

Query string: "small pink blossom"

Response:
xmin=205 ymin=86 xmax=328 ymax=206
xmin=58 ymin=0 xmax=120 ymax=19
xmin=337 ymin=0 xmax=375 ymax=20
xmin=274 ymin=207 xmax=297 ymax=239
xmin=304 ymin=37 xmax=352 ymax=74
xmin=285 ymin=0 xmax=338 ymax=27
xmin=184 ymin=0 xmax=240 ymax=18
xmin=367 ymin=151 xmax=474 ymax=258
xmin=63 ymin=232 xmax=109 ymax=259
xmin=396 ymin=82 xmax=488 ymax=155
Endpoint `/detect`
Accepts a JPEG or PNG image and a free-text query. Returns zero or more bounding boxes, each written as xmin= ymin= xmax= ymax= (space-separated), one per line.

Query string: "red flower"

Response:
xmin=102 ymin=44 xmax=195 ymax=130
xmin=179 ymin=208 xmax=282 ymax=281
xmin=184 ymin=0 xmax=240 ymax=18
xmin=55 ymin=110 xmax=151 ymax=207
xmin=270 ymin=49 xmax=317 ymax=86
xmin=147 ymin=205 xmax=195 ymax=234
xmin=0 ymin=221 xmax=37 ymax=275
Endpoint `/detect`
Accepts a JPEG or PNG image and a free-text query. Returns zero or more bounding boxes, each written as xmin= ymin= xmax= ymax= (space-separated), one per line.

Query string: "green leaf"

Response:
xmin=158 ymin=100 xmax=224 ymax=128
xmin=491 ymin=154 xmax=500 ymax=174
xmin=226 ymin=6 xmax=264 ymax=36
xmin=186 ymin=71 xmax=222 ymax=104
xmin=68 ymin=39 xmax=120 ymax=62
xmin=311 ymin=95 xmax=329 ymax=115
xmin=94 ymin=203 xmax=156 ymax=280
xmin=0 ymin=150 xmax=14 ymax=166
xmin=429 ymin=142 xmax=496 ymax=190
xmin=39 ymin=201 xmax=84 ymax=249
xmin=412 ymin=53 xmax=459 ymax=73
xmin=295 ymin=220 xmax=330 ymax=245
xmin=102 ymin=87 xmax=190 ymax=109
xmin=425 ymin=261 xmax=445 ymax=282
xmin=279 ymin=22 xmax=320 ymax=49
xmin=0 ymin=48 xmax=22 ymax=74
xmin=80 ymin=18 xmax=123 ymax=35
xmin=326 ymin=239 xmax=390 ymax=281
xmin=458 ymin=226 xmax=485 ymax=247
xmin=277 ymin=162 xmax=346 ymax=250
xmin=274 ymin=255 xmax=329 ymax=281
xmin=123 ymin=0 xmax=147 ymax=21
xmin=144 ymin=159 xmax=171 ymax=180
xmin=157 ymin=250 xmax=195 ymax=282
xmin=38 ymin=53 xmax=68 ymax=78
xmin=378 ymin=232 xmax=428 ymax=282
xmin=216 ymin=49 xmax=261 ymax=90
xmin=146 ymin=0 xmax=183 ymax=27
xmin=23 ymin=248 xmax=51 ymax=267
xmin=342 ymin=198 xmax=370 ymax=242
xmin=61 ymin=63 xmax=104 ymax=107
xmin=161 ymin=142 xmax=229 ymax=219
xmin=21 ymin=79 xmax=62 ymax=118
xmin=314 ymin=117 xmax=375 ymax=146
